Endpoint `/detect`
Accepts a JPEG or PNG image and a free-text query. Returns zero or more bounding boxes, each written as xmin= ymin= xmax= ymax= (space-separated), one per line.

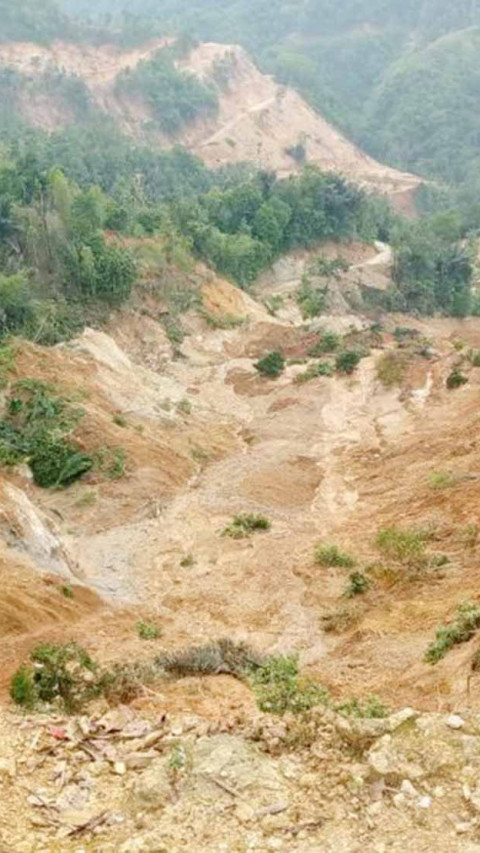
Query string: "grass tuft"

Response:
xmin=314 ymin=543 xmax=355 ymax=569
xmin=222 ymin=513 xmax=271 ymax=539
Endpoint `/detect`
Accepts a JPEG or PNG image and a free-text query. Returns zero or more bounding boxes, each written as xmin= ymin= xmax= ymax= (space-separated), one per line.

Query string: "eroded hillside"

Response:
xmin=1 ymin=243 xmax=480 ymax=849
xmin=0 ymin=39 xmax=420 ymax=206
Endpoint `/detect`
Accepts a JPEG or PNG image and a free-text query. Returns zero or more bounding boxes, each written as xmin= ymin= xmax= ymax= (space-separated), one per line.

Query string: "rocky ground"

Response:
xmin=3 ymin=694 xmax=480 ymax=851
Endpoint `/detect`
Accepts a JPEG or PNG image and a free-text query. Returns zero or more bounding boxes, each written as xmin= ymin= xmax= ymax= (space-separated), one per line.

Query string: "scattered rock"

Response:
xmin=388 ymin=708 xmax=418 ymax=731
xmin=445 ymin=715 xmax=465 ymax=730
xmin=400 ymin=780 xmax=418 ymax=798
xmin=368 ymin=735 xmax=424 ymax=783
xmin=132 ymin=758 xmax=172 ymax=812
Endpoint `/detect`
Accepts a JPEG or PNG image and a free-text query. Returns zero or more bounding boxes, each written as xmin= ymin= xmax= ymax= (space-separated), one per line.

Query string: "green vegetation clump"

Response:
xmin=315 ymin=543 xmax=355 ymax=569
xmin=222 ymin=513 xmax=271 ymax=539
xmin=446 ymin=368 xmax=468 ymax=389
xmin=113 ymin=412 xmax=127 ymax=427
xmin=249 ymin=653 xmax=386 ymax=718
xmin=249 ymin=654 xmax=328 ymax=715
xmin=336 ymin=695 xmax=387 ymax=719
xmin=10 ymin=643 xmax=97 ymax=712
xmin=0 ymin=378 xmax=127 ymax=488
xmin=295 ymin=361 xmax=333 ymax=383
xmin=136 ymin=620 xmax=161 ymax=640
xmin=428 ymin=469 xmax=458 ymax=490
xmin=308 ymin=331 xmax=340 ymax=357
xmin=296 ymin=276 xmax=327 ymax=319
xmin=335 ymin=349 xmax=363 ymax=374
xmin=424 ymin=603 xmax=480 ymax=665
xmin=116 ymin=49 xmax=219 ymax=135
xmin=346 ymin=571 xmax=370 ymax=598
xmin=0 ymin=379 xmax=93 ymax=487
xmin=11 ymin=635 xmax=387 ymax=721
xmin=254 ymin=350 xmax=285 ymax=378
xmin=29 ymin=435 xmax=94 ymax=488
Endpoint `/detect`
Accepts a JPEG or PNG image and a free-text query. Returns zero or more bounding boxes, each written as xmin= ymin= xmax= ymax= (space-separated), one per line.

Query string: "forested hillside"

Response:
xmin=0 ymin=0 xmax=475 ymax=349
xmin=54 ymin=0 xmax=480 ymax=204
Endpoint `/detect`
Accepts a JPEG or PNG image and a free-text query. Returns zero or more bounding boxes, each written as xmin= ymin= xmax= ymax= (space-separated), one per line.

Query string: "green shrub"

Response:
xmin=137 ymin=620 xmax=161 ymax=640
xmin=10 ymin=666 xmax=37 ymax=710
xmin=222 ymin=513 xmax=271 ymax=539
xmin=0 ymin=380 xmax=94 ymax=487
xmin=113 ymin=413 xmax=127 ymax=427
xmin=335 ymin=349 xmax=363 ymax=374
xmin=308 ymin=331 xmax=340 ymax=357
xmin=61 ymin=584 xmax=74 ymax=599
xmin=446 ymin=368 xmax=468 ymax=389
xmin=10 ymin=643 xmax=97 ymax=713
xmin=346 ymin=571 xmax=370 ymax=597
xmin=29 ymin=436 xmax=94 ymax=488
xmin=424 ymin=602 xmax=480 ymax=664
xmin=294 ymin=361 xmax=333 ymax=383
xmin=315 ymin=543 xmax=355 ymax=568
xmin=254 ymin=350 xmax=285 ymax=378
xmin=296 ymin=277 xmax=327 ymax=319
xmin=249 ymin=654 xmax=328 ymax=715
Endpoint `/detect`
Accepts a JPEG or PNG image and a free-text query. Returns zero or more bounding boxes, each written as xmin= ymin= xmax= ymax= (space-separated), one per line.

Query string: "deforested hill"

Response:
xmin=55 ymin=0 xmax=480 ymax=220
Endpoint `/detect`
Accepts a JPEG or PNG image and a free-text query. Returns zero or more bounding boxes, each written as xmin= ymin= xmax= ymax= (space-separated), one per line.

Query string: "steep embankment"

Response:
xmin=0 ymin=39 xmax=420 ymax=205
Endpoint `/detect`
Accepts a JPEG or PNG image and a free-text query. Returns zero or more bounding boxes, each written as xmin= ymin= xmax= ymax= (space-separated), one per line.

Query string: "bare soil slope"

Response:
xmin=1 ymin=251 xmax=480 ymax=850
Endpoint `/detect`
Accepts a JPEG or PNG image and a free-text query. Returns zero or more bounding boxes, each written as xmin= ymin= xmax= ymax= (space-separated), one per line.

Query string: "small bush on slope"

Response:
xmin=221 ymin=513 xmax=271 ymax=539
xmin=424 ymin=603 xmax=480 ymax=664
xmin=254 ymin=350 xmax=285 ymax=378
xmin=315 ymin=543 xmax=355 ymax=569
xmin=335 ymin=349 xmax=364 ymax=374
xmin=10 ymin=643 xmax=97 ymax=712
